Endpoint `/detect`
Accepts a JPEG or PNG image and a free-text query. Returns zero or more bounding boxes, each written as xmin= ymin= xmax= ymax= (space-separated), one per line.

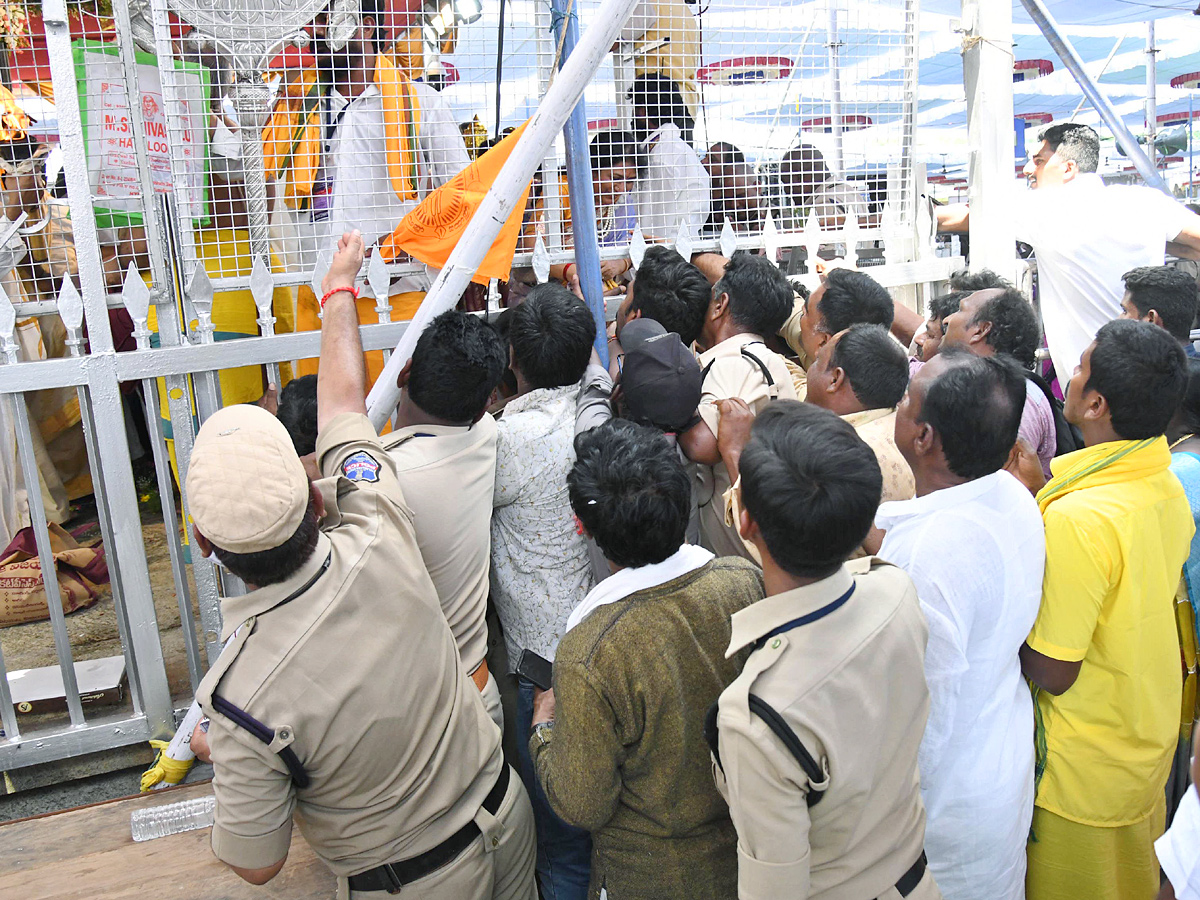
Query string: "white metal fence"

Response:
xmin=0 ymin=0 xmax=955 ymax=771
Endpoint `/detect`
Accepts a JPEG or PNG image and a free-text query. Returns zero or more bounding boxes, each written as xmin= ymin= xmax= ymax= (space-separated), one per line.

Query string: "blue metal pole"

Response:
xmin=551 ymin=0 xmax=609 ymax=366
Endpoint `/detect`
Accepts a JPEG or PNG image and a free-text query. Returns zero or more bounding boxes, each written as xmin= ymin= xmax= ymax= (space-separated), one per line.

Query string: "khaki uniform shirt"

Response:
xmin=197 ymin=412 xmax=502 ymax=878
xmin=713 ymin=559 xmax=939 ymax=900
xmin=722 ymin=407 xmax=914 ymax=563
xmin=383 ymin=414 xmax=498 ymax=672
xmin=696 ymin=333 xmax=797 ymax=560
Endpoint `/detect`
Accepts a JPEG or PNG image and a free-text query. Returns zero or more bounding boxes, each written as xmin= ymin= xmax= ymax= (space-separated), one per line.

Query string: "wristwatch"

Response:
xmin=531 ymin=721 xmax=554 ymax=749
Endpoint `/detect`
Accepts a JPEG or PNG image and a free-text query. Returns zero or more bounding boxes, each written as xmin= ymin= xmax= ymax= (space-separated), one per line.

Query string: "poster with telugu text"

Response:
xmin=74 ymin=40 xmax=211 ymax=229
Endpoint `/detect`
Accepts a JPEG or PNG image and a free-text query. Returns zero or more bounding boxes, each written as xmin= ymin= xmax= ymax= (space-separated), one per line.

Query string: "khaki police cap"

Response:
xmin=186 ymin=404 xmax=310 ymax=554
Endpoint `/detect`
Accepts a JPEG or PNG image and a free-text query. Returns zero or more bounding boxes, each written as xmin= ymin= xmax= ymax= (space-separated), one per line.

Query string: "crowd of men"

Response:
xmin=179 ymin=120 xmax=1200 ymax=900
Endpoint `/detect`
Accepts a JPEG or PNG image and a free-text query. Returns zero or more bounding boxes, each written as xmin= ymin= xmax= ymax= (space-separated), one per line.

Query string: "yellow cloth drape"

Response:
xmin=262 ymin=54 xmax=422 ymax=211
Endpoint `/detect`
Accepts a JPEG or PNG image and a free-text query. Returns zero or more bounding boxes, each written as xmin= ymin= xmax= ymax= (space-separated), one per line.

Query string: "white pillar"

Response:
xmin=961 ymin=0 xmax=1016 ymax=281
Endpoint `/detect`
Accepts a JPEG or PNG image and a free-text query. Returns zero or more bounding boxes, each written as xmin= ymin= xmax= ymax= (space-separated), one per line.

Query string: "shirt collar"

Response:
xmin=875 ymin=469 xmax=1007 ymax=531
xmin=219 ymin=531 xmax=333 ymax=641
xmin=841 ymin=407 xmax=893 ymax=429
xmin=698 ymin=332 xmax=767 ymax=364
xmin=1038 ymin=435 xmax=1169 ymax=512
xmin=727 ymin=565 xmax=854 ymax=657
xmin=502 ymin=384 xmax=578 ymax=416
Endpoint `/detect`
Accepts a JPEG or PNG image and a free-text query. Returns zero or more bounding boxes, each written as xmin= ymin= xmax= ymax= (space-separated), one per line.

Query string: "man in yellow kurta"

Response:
xmin=1020 ymin=319 xmax=1193 ymax=900
xmin=265 ymin=0 xmax=470 ymax=387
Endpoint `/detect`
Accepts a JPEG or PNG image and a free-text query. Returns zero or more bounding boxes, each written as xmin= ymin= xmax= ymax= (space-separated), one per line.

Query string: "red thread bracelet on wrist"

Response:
xmin=563 ymin=263 xmax=575 ymax=282
xmin=320 ymin=285 xmax=359 ymax=308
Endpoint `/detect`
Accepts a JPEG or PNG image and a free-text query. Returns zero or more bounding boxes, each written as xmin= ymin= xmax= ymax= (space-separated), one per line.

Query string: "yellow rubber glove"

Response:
xmin=139 ymin=739 xmax=194 ymax=792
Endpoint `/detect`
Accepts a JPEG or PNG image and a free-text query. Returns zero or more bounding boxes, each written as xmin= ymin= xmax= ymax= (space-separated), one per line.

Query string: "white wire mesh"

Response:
xmin=110 ymin=0 xmax=919 ymax=304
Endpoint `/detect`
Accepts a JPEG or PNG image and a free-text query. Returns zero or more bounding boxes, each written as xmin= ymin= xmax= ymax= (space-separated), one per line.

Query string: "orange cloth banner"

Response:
xmin=378 ymin=120 xmax=533 ymax=285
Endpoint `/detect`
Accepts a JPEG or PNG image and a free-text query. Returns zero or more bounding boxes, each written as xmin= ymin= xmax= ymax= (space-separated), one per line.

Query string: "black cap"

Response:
xmin=621 ymin=331 xmax=702 ymax=433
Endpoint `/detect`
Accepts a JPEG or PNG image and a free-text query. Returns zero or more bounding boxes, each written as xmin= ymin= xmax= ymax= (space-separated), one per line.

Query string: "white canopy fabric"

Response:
xmin=432 ymin=1 xmax=1200 ymax=183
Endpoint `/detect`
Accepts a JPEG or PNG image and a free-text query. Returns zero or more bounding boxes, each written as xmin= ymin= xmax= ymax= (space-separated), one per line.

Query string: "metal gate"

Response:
xmin=0 ymin=0 xmax=951 ymax=771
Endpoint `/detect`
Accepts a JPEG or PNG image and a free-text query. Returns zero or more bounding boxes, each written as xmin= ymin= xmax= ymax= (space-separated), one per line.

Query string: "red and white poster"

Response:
xmin=76 ymin=41 xmax=210 ymax=226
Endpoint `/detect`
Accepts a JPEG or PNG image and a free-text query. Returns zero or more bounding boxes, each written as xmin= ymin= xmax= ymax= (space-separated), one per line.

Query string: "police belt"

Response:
xmin=887 ymin=851 xmax=928 ymax=899
xmin=348 ymin=763 xmax=511 ymax=893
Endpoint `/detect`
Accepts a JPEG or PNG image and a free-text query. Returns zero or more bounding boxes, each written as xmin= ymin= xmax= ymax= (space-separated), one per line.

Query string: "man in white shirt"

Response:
xmin=877 ymin=349 xmax=1044 ymax=900
xmin=492 ymin=284 xmax=598 ymax=900
xmin=285 ymin=0 xmax=470 ymax=279
xmin=938 ymin=123 xmax=1200 ymax=382
xmin=382 ymin=310 xmax=509 ymax=731
xmin=628 ymin=74 xmax=710 ymax=242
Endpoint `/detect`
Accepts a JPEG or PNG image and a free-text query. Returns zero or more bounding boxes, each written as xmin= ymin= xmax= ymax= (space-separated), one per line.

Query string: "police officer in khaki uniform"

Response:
xmin=381 ymin=310 xmax=508 ymax=731
xmin=189 ymin=230 xmax=536 ymax=900
xmin=708 ymin=401 xmax=940 ymax=900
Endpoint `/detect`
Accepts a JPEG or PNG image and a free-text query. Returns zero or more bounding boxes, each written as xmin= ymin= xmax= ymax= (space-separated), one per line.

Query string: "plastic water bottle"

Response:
xmin=130 ymin=795 xmax=216 ymax=842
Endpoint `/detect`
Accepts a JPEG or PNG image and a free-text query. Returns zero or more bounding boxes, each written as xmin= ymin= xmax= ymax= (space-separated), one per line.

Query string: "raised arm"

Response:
xmin=316 ymin=230 xmax=368 ymax=433
xmin=1168 ymin=216 xmax=1200 ymax=261
xmin=936 ymin=205 xmax=969 ymax=234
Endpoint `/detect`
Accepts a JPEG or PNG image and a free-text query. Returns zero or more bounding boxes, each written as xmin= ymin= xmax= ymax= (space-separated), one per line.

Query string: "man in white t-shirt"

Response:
xmin=938 ymin=123 xmax=1200 ymax=382
xmin=628 ymin=74 xmax=711 ymax=242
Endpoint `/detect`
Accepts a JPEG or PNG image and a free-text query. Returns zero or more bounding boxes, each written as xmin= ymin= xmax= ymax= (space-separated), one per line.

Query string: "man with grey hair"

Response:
xmin=937 ymin=122 xmax=1200 ymax=383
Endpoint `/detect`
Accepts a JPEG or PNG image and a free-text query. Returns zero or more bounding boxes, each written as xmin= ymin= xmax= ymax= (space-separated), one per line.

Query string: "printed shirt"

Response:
xmin=491 ymin=385 xmax=596 ymax=666
xmin=1029 ymin=437 xmax=1193 ymax=825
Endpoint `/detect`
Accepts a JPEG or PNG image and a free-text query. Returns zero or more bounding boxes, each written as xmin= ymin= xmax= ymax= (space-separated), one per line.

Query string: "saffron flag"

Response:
xmin=378 ymin=120 xmax=533 ymax=285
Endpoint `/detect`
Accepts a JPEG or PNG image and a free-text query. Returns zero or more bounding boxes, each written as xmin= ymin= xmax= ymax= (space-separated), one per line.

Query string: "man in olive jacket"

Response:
xmin=530 ymin=419 xmax=763 ymax=900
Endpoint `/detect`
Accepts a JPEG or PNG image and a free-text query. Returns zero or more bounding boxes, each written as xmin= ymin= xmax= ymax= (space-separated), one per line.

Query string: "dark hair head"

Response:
xmin=918 ymin=349 xmax=1026 ymax=480
xmin=740 ymin=401 xmax=882 ymax=578
xmin=928 ymin=290 xmax=967 ymax=323
xmin=780 ymin=144 xmax=830 ymax=194
xmin=1086 ymin=319 xmax=1188 ymax=440
xmin=1122 ymin=266 xmax=1199 ymax=342
xmin=212 ymin=489 xmax=321 ymax=586
xmin=705 ymin=142 xmax=747 ymax=166
xmin=630 ymin=245 xmax=711 ymax=345
xmin=713 ymin=250 xmax=793 ymax=336
xmin=970 ymin=288 xmax=1041 ymax=370
xmin=948 ymin=268 xmax=1011 ymax=293
xmin=276 ymin=374 xmax=319 ymax=456
xmin=408 ymin=310 xmax=507 ymax=422
xmin=510 ymin=284 xmax=596 ymax=389
xmin=628 ymin=74 xmax=691 ymax=132
xmin=1037 ymin=122 xmax=1100 ymax=174
xmin=359 ymin=0 xmax=389 ymax=53
xmin=590 ymin=129 xmax=644 ymax=176
xmin=568 ymin=419 xmax=690 ymax=568
xmin=832 ymin=324 xmax=908 ymax=409
xmin=817 ymin=268 xmax=894 ymax=335
xmin=1177 ymin=357 xmax=1200 ymax=436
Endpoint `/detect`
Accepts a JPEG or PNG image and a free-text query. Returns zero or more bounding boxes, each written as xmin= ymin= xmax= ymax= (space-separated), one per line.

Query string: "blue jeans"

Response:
xmin=516 ymin=676 xmax=592 ymax=900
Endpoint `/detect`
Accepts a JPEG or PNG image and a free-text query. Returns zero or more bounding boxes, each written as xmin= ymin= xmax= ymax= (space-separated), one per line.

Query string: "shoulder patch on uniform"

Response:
xmin=342 ymin=451 xmax=381 ymax=483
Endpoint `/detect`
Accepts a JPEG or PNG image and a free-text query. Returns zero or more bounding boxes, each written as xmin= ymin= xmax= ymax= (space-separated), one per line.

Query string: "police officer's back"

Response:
xmin=189 ymin=230 xmax=536 ymax=899
xmin=708 ymin=401 xmax=939 ymax=900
